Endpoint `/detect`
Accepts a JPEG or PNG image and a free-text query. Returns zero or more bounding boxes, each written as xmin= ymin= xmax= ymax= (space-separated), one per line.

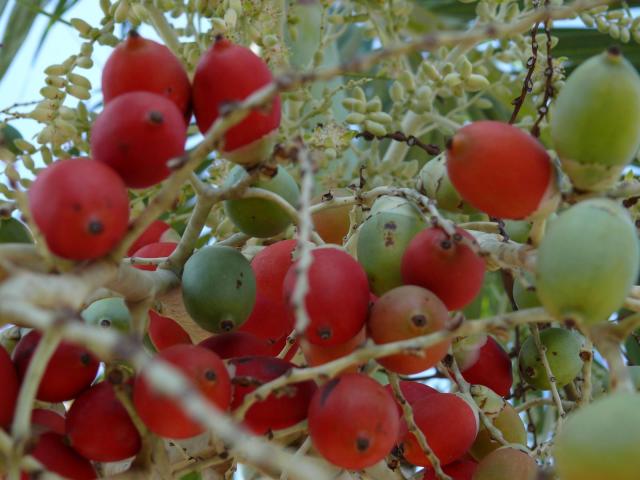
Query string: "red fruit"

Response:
xmin=147 ymin=310 xmax=192 ymax=351
xmin=446 ymin=121 xmax=554 ymax=219
xmin=301 ymin=327 xmax=366 ymax=371
xmin=401 ymin=227 xmax=485 ymax=310
xmin=102 ymin=31 xmax=191 ymax=119
xmin=368 ymin=286 xmax=452 ymax=374
xmin=132 ymin=242 xmax=178 ymax=271
xmin=91 ymin=91 xmax=187 ymax=188
xmin=28 ymin=159 xmax=129 ymax=260
xmin=229 ymin=356 xmax=316 ymax=434
xmin=134 ymin=345 xmax=231 ymax=439
xmin=384 ymin=381 xmax=439 ymax=417
xmin=400 ymin=393 xmax=478 ymax=467
xmin=31 ymin=409 xmax=65 ymax=435
xmin=240 ymin=239 xmax=296 ymax=342
xmin=199 ymin=332 xmax=273 ymax=359
xmin=308 ymin=373 xmax=400 ymax=470
xmin=460 ymin=336 xmax=513 ymax=397
xmin=283 ymin=247 xmax=370 ymax=346
xmin=192 ymin=38 xmax=281 ymax=153
xmin=30 ymin=432 xmax=97 ymax=480
xmin=67 ymin=381 xmax=141 ymax=462
xmin=127 ymin=220 xmax=177 ymax=256
xmin=0 ymin=345 xmax=18 ymax=429
xmin=422 ymin=459 xmax=478 ymax=480
xmin=13 ymin=331 xmax=99 ymax=403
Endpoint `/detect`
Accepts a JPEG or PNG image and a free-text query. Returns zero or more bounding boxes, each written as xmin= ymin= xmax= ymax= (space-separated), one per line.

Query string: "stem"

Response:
xmin=381 ymin=111 xmax=426 ymax=164
xmin=530 ymin=325 xmax=566 ymax=424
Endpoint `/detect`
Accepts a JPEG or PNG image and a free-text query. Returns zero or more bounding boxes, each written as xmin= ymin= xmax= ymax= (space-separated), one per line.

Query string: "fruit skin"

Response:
xmin=0 ymin=217 xmax=32 ymax=243
xmin=147 ymin=310 xmax=192 ymax=351
xmin=223 ymin=166 xmax=300 ymax=238
xmin=240 ymin=239 xmax=296 ymax=342
xmin=418 ymin=155 xmax=476 ymax=214
xmin=368 ymin=285 xmax=451 ymax=374
xmin=29 ymin=432 xmax=97 ymax=480
xmin=134 ymin=345 xmax=231 ymax=439
xmin=473 ymin=448 xmax=537 ymax=480
xmin=131 ymin=242 xmax=178 ymax=271
xmin=13 ymin=330 xmax=99 ymax=402
xmin=301 ymin=327 xmax=366 ymax=371
xmin=193 ymin=38 xmax=281 ymax=158
xmin=308 ymin=373 xmax=400 ymax=470
xmin=66 ymin=381 xmax=141 ymax=462
xmin=28 ymin=158 xmax=129 ymax=260
xmin=81 ymin=297 xmax=132 ymax=333
xmin=127 ymin=220 xmax=179 ymax=256
xmin=182 ymin=245 xmax=256 ymax=333
xmin=91 ymin=91 xmax=187 ymax=188
xmin=31 ymin=409 xmax=65 ymax=435
xmin=512 ymin=272 xmax=541 ymax=310
xmin=283 ymin=247 xmax=370 ymax=346
xmin=459 ymin=336 xmax=513 ymax=397
xmin=199 ymin=332 xmax=272 ymax=359
xmin=400 ymin=392 xmax=478 ymax=467
xmin=311 ymin=188 xmax=353 ymax=244
xmin=0 ymin=345 xmax=18 ymax=429
xmin=401 ymin=227 xmax=485 ymax=310
xmin=470 ymin=402 xmax=526 ymax=460
xmin=102 ymin=31 xmax=191 ymax=119
xmin=357 ymin=205 xmax=427 ymax=296
xmin=446 ymin=121 xmax=555 ymax=219
xmin=536 ymin=198 xmax=639 ymax=325
xmin=384 ymin=381 xmax=439 ymax=441
xmin=422 ymin=459 xmax=478 ymax=480
xmin=551 ymin=49 xmax=640 ymax=191
xmin=0 ymin=123 xmax=22 ymax=155
xmin=518 ymin=327 xmax=583 ymax=390
xmin=229 ymin=356 xmax=316 ymax=433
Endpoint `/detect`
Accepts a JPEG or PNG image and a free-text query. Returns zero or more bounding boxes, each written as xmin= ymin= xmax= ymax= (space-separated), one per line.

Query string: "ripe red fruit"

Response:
xmin=28 ymin=159 xmax=129 ymax=260
xmin=229 ymin=356 xmax=316 ymax=434
xmin=192 ymin=37 xmax=281 ymax=158
xmin=422 ymin=459 xmax=478 ymax=480
xmin=31 ymin=409 xmax=65 ymax=435
xmin=199 ymin=332 xmax=273 ymax=359
xmin=400 ymin=393 xmax=478 ymax=467
xmin=308 ymin=373 xmax=400 ymax=470
xmin=127 ymin=220 xmax=178 ymax=256
xmin=0 ymin=345 xmax=18 ymax=429
xmin=301 ymin=327 xmax=366 ymax=371
xmin=446 ymin=121 xmax=555 ymax=219
xmin=131 ymin=242 xmax=178 ymax=271
xmin=147 ymin=310 xmax=192 ymax=351
xmin=67 ymin=381 xmax=141 ymax=462
xmin=384 ymin=381 xmax=439 ymax=417
xmin=29 ymin=432 xmax=97 ymax=480
xmin=401 ymin=227 xmax=485 ymax=310
xmin=240 ymin=239 xmax=296 ymax=342
xmin=102 ymin=31 xmax=191 ymax=119
xmin=13 ymin=330 xmax=99 ymax=402
xmin=283 ymin=247 xmax=370 ymax=346
xmin=91 ymin=91 xmax=187 ymax=188
xmin=134 ymin=345 xmax=231 ymax=439
xmin=459 ymin=336 xmax=513 ymax=397
xmin=368 ymin=286 xmax=452 ymax=374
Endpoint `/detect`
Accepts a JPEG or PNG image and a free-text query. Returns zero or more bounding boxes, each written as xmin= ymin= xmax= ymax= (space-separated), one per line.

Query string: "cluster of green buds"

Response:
xmin=581 ymin=6 xmax=640 ymax=44
xmin=342 ymin=87 xmax=394 ymax=137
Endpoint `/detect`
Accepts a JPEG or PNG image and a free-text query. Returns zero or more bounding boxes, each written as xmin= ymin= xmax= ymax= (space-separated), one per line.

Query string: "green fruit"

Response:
xmin=0 ymin=218 xmax=33 ymax=244
xmin=518 ymin=328 xmax=583 ymax=391
xmin=512 ymin=271 xmax=541 ymax=310
xmin=356 ymin=204 xmax=426 ymax=296
xmin=181 ymin=245 xmax=256 ymax=333
xmin=470 ymin=384 xmax=506 ymax=418
xmin=551 ymin=49 xmax=640 ymax=191
xmin=470 ymin=403 xmax=527 ymax=460
xmin=224 ymin=165 xmax=300 ymax=238
xmin=81 ymin=297 xmax=132 ymax=333
xmin=624 ymin=328 xmax=640 ymax=365
xmin=474 ymin=448 xmax=537 ymax=480
xmin=417 ymin=156 xmax=476 ymax=214
xmin=536 ymin=199 xmax=639 ymax=325
xmin=503 ymin=220 xmax=531 ymax=244
xmin=0 ymin=123 xmax=22 ymax=156
xmin=554 ymin=392 xmax=640 ymax=480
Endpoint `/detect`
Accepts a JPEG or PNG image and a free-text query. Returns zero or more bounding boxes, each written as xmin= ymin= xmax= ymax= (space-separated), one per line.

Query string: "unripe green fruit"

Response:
xmin=81 ymin=297 xmax=132 ymax=333
xmin=512 ymin=272 xmax=541 ymax=310
xmin=470 ymin=402 xmax=527 ymax=460
xmin=536 ymin=199 xmax=639 ymax=325
xmin=469 ymin=384 xmax=506 ymax=418
xmin=554 ymin=392 xmax=640 ymax=480
xmin=182 ymin=246 xmax=256 ymax=333
xmin=518 ymin=328 xmax=583 ymax=391
xmin=0 ymin=123 xmax=22 ymax=155
xmin=223 ymin=165 xmax=300 ymax=238
xmin=417 ymin=156 xmax=476 ymax=214
xmin=474 ymin=448 xmax=537 ymax=480
xmin=503 ymin=220 xmax=531 ymax=244
xmin=551 ymin=49 xmax=640 ymax=191
xmin=356 ymin=206 xmax=426 ymax=296
xmin=0 ymin=218 xmax=33 ymax=244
